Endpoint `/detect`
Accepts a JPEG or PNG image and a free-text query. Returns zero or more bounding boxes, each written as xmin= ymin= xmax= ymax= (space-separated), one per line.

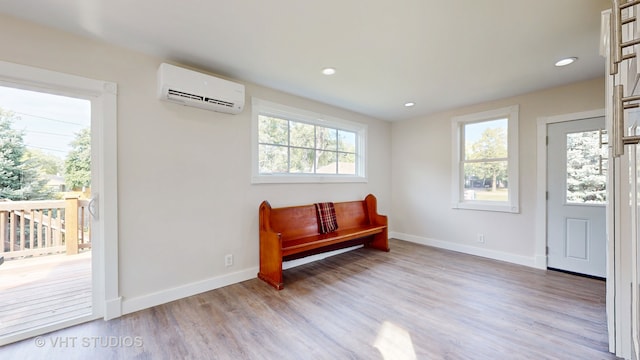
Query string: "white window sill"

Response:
xmin=452 ymin=202 xmax=519 ymax=213
xmin=252 ymin=175 xmax=368 ymax=184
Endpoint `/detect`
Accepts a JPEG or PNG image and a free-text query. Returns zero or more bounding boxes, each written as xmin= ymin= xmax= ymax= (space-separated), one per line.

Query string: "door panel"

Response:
xmin=566 ymin=218 xmax=589 ymax=260
xmin=547 ymin=117 xmax=607 ymax=277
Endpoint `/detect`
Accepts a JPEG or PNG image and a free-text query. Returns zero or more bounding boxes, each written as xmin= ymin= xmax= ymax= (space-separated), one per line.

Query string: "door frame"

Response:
xmin=535 ymin=108 xmax=612 ymax=349
xmin=0 ymin=60 xmax=120 ymax=344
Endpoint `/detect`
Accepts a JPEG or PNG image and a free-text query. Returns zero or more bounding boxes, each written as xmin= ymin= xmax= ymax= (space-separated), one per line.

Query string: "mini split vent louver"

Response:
xmin=157 ymin=63 xmax=245 ymax=114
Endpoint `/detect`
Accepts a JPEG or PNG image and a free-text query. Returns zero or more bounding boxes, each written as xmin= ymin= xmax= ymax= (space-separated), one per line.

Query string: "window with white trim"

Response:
xmin=451 ymin=105 xmax=519 ymax=213
xmin=252 ymin=98 xmax=367 ymax=184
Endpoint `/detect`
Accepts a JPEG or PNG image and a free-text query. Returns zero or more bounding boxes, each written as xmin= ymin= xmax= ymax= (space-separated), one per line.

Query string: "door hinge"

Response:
xmin=546 ymin=246 xmax=549 ymax=255
xmin=546 ymin=136 xmax=549 ymax=146
xmin=546 ymin=191 xmax=549 ymax=200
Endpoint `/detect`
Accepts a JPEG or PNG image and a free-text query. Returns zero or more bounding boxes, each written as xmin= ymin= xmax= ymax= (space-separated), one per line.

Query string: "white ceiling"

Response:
xmin=0 ymin=0 xmax=611 ymax=121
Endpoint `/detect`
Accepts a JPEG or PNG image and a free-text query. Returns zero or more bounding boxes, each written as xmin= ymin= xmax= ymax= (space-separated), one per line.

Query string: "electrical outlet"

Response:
xmin=477 ymin=234 xmax=485 ymax=244
xmin=225 ymin=254 xmax=233 ymax=267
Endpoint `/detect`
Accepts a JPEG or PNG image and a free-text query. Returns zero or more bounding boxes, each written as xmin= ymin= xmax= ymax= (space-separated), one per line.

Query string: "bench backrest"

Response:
xmin=266 ymin=200 xmax=370 ymax=240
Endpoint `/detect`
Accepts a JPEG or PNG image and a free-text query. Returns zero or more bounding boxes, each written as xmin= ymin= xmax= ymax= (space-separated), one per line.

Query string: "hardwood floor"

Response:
xmin=0 ymin=239 xmax=619 ymax=359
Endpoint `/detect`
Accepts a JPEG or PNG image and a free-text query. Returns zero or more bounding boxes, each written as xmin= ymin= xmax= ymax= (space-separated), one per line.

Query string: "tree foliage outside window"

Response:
xmin=566 ymin=130 xmax=607 ymax=204
xmin=0 ymin=106 xmax=91 ymax=200
xmin=64 ymin=128 xmax=91 ymax=190
xmin=0 ymin=109 xmax=55 ymax=200
xmin=23 ymin=149 xmax=63 ymax=176
xmin=258 ymin=115 xmax=357 ymax=175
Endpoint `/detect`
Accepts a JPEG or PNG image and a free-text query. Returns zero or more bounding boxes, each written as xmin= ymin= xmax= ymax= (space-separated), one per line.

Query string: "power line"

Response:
xmin=24 ymin=144 xmax=68 ymax=154
xmin=22 ymin=129 xmax=74 ymax=138
xmin=12 ymin=111 xmax=87 ymax=126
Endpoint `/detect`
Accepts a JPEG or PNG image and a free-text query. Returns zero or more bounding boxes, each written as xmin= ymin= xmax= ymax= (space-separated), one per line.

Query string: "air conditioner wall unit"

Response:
xmin=157 ymin=63 xmax=245 ymax=114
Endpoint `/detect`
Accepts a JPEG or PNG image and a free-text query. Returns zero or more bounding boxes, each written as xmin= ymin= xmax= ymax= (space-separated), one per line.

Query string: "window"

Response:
xmin=451 ymin=105 xmax=519 ymax=213
xmin=252 ymin=98 xmax=367 ymax=183
xmin=566 ymin=129 xmax=607 ymax=204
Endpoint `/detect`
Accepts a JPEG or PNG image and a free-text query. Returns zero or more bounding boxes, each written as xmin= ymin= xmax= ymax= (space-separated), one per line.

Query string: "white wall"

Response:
xmin=0 ymin=14 xmax=391 ymax=313
xmin=391 ymin=78 xmax=604 ymax=266
xmin=0 ymin=10 xmax=607 ymax=316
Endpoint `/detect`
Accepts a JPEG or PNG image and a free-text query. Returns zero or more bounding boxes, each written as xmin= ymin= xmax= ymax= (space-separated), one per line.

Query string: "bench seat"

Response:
xmin=281 ymin=224 xmax=387 ymax=257
xmin=258 ymin=194 xmax=389 ymax=290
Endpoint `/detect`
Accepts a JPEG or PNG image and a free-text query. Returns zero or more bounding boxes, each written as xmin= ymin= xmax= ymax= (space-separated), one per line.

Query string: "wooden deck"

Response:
xmin=0 ymin=251 xmax=91 ymax=338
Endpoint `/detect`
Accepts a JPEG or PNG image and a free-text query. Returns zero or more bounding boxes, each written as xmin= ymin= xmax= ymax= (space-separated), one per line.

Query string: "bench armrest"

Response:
xmin=364 ymin=194 xmax=388 ymax=226
xmin=259 ymin=200 xmax=285 ymax=289
xmin=259 ymin=200 xmax=274 ymax=232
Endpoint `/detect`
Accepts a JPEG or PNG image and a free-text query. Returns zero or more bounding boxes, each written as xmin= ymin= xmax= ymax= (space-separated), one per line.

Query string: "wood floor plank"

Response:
xmin=0 ymin=252 xmax=92 ymax=338
xmin=0 ymin=240 xmax=621 ymax=359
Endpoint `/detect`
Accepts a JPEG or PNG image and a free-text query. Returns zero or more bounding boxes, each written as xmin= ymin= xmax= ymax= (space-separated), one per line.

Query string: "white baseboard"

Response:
xmin=119 ymin=246 xmax=365 ymax=316
xmin=534 ymin=255 xmax=547 ymax=270
xmin=121 ymin=267 xmax=258 ymax=316
xmin=104 ymin=297 xmax=122 ymax=320
xmin=390 ymin=232 xmax=539 ymax=269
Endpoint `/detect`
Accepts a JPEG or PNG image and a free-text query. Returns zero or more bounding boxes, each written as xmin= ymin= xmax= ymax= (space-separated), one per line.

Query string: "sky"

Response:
xmin=0 ymin=85 xmax=90 ymax=160
xmin=465 ymin=118 xmax=507 ymax=145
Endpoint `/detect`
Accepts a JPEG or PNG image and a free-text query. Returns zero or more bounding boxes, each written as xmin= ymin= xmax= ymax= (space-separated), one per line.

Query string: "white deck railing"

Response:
xmin=0 ymin=198 xmax=91 ymax=259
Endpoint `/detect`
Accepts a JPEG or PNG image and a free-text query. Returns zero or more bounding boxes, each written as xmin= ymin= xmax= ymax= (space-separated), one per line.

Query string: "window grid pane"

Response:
xmin=464 ymin=118 xmax=508 ymax=161
xmin=338 ymin=130 xmax=356 ymax=152
xmin=258 ymin=144 xmax=288 ymax=174
xmin=290 ymin=147 xmax=315 ymax=173
xmin=316 ymin=150 xmax=337 ymax=174
xmin=566 ymin=130 xmax=607 ymax=204
xmin=317 ymin=127 xmax=337 ymax=152
xmin=338 ymin=152 xmax=356 ymax=175
xmin=258 ymin=114 xmax=358 ymax=175
xmin=258 ymin=115 xmax=288 ymax=145
xmin=290 ymin=121 xmax=315 ymax=148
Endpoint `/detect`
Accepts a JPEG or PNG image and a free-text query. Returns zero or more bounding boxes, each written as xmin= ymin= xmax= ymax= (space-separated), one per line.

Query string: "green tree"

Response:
xmin=566 ymin=131 xmax=606 ymax=203
xmin=258 ymin=116 xmax=289 ymax=173
xmin=315 ymin=127 xmax=338 ymax=172
xmin=290 ymin=121 xmax=315 ymax=173
xmin=23 ymin=148 xmax=63 ymax=176
xmin=0 ymin=109 xmax=54 ymax=200
xmin=64 ymin=128 xmax=91 ymax=190
xmin=465 ymin=127 xmax=508 ymax=192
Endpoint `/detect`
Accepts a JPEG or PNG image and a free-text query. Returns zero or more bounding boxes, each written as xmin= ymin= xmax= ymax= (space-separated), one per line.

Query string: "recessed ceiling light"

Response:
xmin=555 ymin=57 xmax=578 ymax=67
xmin=322 ymin=67 xmax=336 ymax=75
xmin=404 ymin=102 xmax=415 ymax=107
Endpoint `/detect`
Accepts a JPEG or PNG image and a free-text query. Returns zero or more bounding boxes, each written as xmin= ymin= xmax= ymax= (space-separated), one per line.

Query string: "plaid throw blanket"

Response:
xmin=315 ymin=202 xmax=338 ymax=234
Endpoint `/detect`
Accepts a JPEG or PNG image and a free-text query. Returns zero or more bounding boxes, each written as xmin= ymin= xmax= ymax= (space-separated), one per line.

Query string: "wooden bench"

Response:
xmin=258 ymin=194 xmax=389 ymax=290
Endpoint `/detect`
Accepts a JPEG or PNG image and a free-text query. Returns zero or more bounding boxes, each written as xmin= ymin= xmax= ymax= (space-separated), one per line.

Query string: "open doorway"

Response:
xmin=0 ymin=60 xmax=118 ymax=346
xmin=0 ymin=85 xmax=93 ymax=339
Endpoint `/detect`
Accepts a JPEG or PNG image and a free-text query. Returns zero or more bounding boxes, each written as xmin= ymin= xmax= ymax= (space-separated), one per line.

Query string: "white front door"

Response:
xmin=547 ymin=117 xmax=607 ymax=278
